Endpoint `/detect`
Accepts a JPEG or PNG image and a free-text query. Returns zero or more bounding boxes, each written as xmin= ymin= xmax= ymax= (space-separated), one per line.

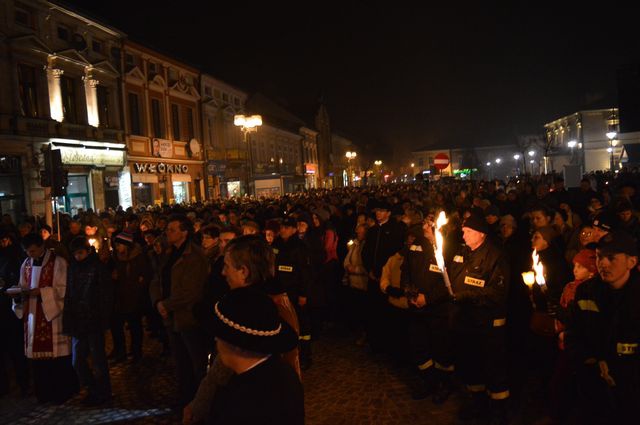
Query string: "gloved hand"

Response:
xmin=386 ymin=286 xmax=405 ymax=298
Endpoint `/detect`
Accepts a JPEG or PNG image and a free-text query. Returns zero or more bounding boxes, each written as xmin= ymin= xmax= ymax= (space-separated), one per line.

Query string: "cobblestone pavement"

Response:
xmin=1 ymin=327 xmax=546 ymax=424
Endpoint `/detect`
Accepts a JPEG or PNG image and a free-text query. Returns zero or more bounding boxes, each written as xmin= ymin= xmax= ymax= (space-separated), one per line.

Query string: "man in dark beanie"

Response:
xmin=207 ymin=287 xmax=303 ymax=424
xmin=448 ymin=211 xmax=511 ymax=424
xmin=63 ymin=236 xmax=113 ymax=405
xmin=567 ymin=230 xmax=640 ymax=424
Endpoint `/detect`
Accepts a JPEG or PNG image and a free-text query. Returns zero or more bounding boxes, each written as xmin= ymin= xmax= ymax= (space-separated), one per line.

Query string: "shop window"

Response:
xmin=18 ymin=64 xmax=39 ymax=118
xmin=171 ymin=104 xmax=181 ymax=141
xmin=97 ymin=85 xmax=110 ymax=128
xmin=151 ymin=98 xmax=165 ymax=139
xmin=60 ymin=76 xmax=78 ymax=123
xmin=128 ymin=92 xmax=142 ymax=135
xmin=172 ymin=181 xmax=188 ymax=204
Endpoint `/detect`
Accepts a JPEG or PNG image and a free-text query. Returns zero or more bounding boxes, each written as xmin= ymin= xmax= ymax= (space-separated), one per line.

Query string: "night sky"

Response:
xmin=59 ymin=1 xmax=639 ymax=160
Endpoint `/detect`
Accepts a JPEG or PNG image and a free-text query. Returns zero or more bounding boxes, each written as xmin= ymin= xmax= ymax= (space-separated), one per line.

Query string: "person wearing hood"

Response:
xmin=63 ymin=236 xmax=113 ymax=405
xmin=110 ymin=232 xmax=152 ymax=363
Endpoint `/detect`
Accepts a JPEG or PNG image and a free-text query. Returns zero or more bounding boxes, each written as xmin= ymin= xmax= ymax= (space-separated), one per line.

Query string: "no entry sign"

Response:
xmin=434 ymin=153 xmax=450 ymax=170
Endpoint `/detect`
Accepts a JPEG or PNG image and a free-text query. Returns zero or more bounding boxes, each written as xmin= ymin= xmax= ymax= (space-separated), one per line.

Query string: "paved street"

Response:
xmin=1 ymin=328 xmax=546 ymax=425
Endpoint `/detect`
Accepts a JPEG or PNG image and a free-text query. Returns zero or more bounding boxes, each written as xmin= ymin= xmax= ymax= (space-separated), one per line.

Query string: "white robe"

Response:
xmin=13 ymin=249 xmax=71 ymax=359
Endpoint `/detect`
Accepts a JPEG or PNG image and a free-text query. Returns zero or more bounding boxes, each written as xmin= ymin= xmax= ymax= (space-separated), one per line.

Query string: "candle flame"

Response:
xmin=347 ymin=239 xmax=355 ymax=247
xmin=521 ymin=271 xmax=535 ymax=287
xmin=532 ymin=249 xmax=545 ymax=286
xmin=434 ymin=211 xmax=448 ymax=272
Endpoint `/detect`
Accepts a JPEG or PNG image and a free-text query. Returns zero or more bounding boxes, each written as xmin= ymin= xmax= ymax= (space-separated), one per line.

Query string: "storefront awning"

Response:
xmin=131 ymin=174 xmax=158 ymax=183
xmin=172 ymin=174 xmax=192 ymax=182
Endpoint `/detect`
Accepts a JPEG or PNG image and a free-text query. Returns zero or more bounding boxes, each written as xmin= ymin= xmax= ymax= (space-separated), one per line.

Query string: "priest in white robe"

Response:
xmin=9 ymin=233 xmax=77 ymax=403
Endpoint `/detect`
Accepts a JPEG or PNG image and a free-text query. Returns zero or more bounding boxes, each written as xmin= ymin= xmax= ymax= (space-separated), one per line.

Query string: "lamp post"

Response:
xmin=374 ymin=160 xmax=382 ymax=185
xmin=606 ymin=130 xmax=617 ymax=171
xmin=234 ymin=114 xmax=262 ymax=196
xmin=528 ymin=150 xmax=535 ymax=175
xmin=410 ymin=162 xmax=415 ymax=180
xmin=513 ymin=154 xmax=520 ymax=175
xmin=345 ymin=151 xmax=357 ymax=187
xmin=486 ymin=161 xmax=492 ymax=180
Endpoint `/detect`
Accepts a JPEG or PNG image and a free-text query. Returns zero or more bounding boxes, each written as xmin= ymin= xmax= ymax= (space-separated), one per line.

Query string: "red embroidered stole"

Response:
xmin=24 ymin=252 xmax=56 ymax=358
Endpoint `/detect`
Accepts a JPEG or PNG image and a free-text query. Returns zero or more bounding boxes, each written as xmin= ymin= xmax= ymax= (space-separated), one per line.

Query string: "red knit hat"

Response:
xmin=572 ymin=249 xmax=597 ymax=274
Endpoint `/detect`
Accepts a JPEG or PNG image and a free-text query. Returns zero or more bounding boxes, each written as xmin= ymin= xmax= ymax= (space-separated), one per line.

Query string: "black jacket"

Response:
xmin=400 ymin=237 xmax=451 ymax=316
xmin=448 ymin=239 xmax=510 ymax=328
xmin=208 ymin=356 xmax=304 ymax=425
xmin=362 ymin=219 xmax=406 ymax=279
xmin=63 ymin=252 xmax=113 ymax=336
xmin=273 ymin=236 xmax=313 ymax=298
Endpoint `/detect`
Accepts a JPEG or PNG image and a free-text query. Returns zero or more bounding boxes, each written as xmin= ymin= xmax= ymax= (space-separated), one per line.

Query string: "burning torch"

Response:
xmin=434 ymin=211 xmax=454 ymax=297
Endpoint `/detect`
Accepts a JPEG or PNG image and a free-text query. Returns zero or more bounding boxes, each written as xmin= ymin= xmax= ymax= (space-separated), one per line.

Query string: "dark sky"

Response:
xmin=60 ymin=1 xmax=639 ymax=156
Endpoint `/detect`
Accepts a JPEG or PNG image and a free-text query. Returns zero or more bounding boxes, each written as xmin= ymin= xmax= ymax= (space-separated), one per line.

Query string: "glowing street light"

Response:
xmin=528 ymin=150 xmax=535 ymax=157
xmin=345 ymin=151 xmax=357 ymax=186
xmin=568 ymin=140 xmax=577 ymax=148
xmin=234 ymin=114 xmax=263 ymax=196
xmin=606 ymin=130 xmax=617 ymax=171
xmin=495 ymin=158 xmax=502 ymax=164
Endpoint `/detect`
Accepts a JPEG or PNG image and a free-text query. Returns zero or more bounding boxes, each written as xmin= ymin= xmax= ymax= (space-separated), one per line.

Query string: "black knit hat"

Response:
xmin=462 ymin=212 xmax=489 ymax=234
xmin=597 ymin=230 xmax=639 ymax=257
xmin=591 ymin=213 xmax=614 ymax=232
xmin=212 ymin=287 xmax=298 ymax=354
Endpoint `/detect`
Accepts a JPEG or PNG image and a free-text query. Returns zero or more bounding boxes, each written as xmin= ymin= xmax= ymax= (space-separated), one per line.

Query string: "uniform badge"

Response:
xmin=429 ymin=264 xmax=441 ymax=272
xmin=453 ymin=255 xmax=464 ymax=263
xmin=278 ymin=265 xmax=293 ymax=272
xmin=464 ymin=276 xmax=485 ymax=287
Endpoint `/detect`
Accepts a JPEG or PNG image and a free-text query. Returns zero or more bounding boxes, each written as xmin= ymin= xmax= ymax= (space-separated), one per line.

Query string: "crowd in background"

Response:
xmin=1 ymin=168 xmax=640 ymax=424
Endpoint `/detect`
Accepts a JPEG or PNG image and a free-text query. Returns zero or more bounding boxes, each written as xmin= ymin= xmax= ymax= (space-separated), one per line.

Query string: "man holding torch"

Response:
xmin=399 ymin=217 xmax=455 ymax=403
xmin=448 ymin=211 xmax=510 ymax=425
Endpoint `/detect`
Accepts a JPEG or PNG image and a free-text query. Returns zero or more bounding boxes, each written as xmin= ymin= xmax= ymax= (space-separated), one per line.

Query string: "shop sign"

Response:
xmin=104 ymin=176 xmax=119 ymax=187
xmin=305 ymin=163 xmax=317 ymax=174
xmin=59 ymin=146 xmax=125 ymax=166
xmin=134 ymin=162 xmax=189 ymax=174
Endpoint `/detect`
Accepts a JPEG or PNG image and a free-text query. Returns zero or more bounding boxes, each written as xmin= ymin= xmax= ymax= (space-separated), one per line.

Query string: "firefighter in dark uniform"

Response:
xmin=400 ymin=222 xmax=454 ymax=402
xmin=566 ymin=230 xmax=640 ymax=424
xmin=448 ymin=212 xmax=510 ymax=425
xmin=273 ymin=217 xmax=314 ymax=370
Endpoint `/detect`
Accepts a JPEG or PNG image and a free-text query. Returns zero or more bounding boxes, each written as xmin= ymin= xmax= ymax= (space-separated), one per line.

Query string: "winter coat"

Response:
xmin=343 ymin=239 xmax=368 ymax=291
xmin=63 ymin=252 xmax=113 ymax=336
xmin=113 ymin=244 xmax=152 ymax=315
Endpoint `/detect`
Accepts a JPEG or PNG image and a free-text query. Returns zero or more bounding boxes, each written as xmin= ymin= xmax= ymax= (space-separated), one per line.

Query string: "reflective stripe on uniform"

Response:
xmin=577 ymin=299 xmax=600 ymax=312
xmin=435 ymin=362 xmax=455 ymax=372
xmin=493 ymin=318 xmax=507 ymax=327
xmin=299 ymin=335 xmax=311 ymax=341
xmin=617 ymin=343 xmax=638 ymax=355
xmin=488 ymin=390 xmax=510 ymax=400
xmin=467 ymin=384 xmax=486 ymax=392
xmin=417 ymin=359 xmax=433 ymax=371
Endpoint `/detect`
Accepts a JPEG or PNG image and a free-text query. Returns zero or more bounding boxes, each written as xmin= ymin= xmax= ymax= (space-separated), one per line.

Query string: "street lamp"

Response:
xmin=513 ymin=154 xmax=520 ymax=175
xmin=345 ymin=151 xmax=357 ymax=187
xmin=234 ymin=114 xmax=263 ymax=196
xmin=374 ymin=160 xmax=382 ymax=185
xmin=495 ymin=158 xmax=501 ymax=164
xmin=606 ymin=130 xmax=617 ymax=171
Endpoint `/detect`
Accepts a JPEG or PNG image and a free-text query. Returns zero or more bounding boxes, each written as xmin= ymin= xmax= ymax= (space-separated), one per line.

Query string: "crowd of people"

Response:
xmin=1 ymin=169 xmax=640 ymax=424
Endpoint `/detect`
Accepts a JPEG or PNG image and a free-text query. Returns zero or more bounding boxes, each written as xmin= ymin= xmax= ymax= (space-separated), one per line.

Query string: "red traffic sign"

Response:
xmin=433 ymin=153 xmax=450 ymax=170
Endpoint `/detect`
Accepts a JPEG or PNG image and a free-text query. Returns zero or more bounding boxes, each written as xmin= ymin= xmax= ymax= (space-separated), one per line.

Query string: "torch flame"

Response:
xmin=532 ymin=249 xmax=546 ymax=286
xmin=434 ymin=211 xmax=448 ymax=272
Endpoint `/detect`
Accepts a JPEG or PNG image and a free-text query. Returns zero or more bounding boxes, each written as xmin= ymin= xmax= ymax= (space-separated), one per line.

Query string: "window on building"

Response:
xmin=92 ymin=39 xmax=103 ymax=54
xmin=234 ymin=97 xmax=240 ymax=106
xmin=186 ymin=107 xmax=194 ymax=140
xmin=57 ymin=25 xmax=70 ymax=41
xmin=97 ymin=85 xmax=110 ymax=128
xmin=17 ymin=64 xmax=38 ymax=118
xmin=148 ymin=62 xmax=157 ymax=75
xmin=168 ymin=68 xmax=179 ymax=83
xmin=60 ymin=76 xmax=78 ymax=123
xmin=128 ymin=92 xmax=142 ymax=135
xmin=222 ymin=93 xmax=229 ymax=102
xmin=213 ymin=89 xmax=221 ymax=99
xmin=151 ymin=98 xmax=165 ymax=139
xmin=171 ymin=104 xmax=181 ymax=141
xmin=15 ymin=4 xmax=34 ymax=28
xmin=204 ymin=86 xmax=212 ymax=97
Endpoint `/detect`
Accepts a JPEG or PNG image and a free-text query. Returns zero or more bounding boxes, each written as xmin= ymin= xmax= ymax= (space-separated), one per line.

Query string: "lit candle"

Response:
xmin=531 ymin=249 xmax=547 ymax=292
